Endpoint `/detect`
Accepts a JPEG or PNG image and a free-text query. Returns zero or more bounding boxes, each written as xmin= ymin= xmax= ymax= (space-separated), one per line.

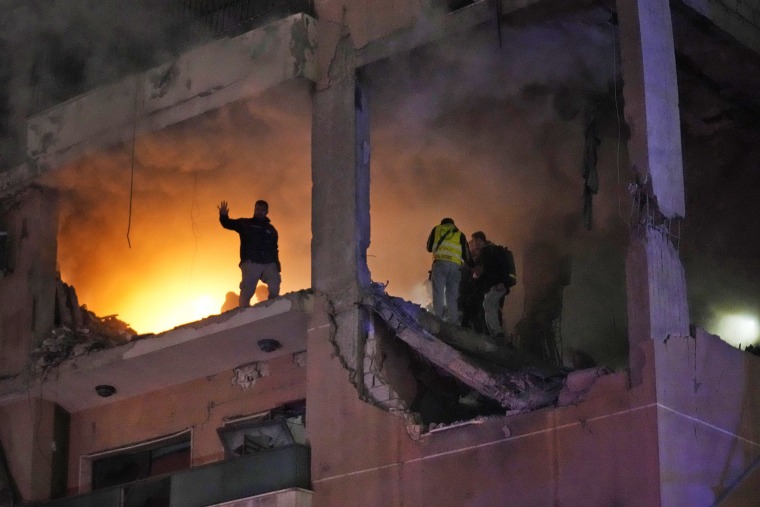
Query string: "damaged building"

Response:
xmin=1 ymin=0 xmax=760 ymax=505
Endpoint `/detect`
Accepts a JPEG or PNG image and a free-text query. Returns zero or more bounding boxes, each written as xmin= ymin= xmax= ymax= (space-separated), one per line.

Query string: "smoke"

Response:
xmin=0 ymin=0 xmax=208 ymax=165
xmin=680 ymin=124 xmax=760 ymax=344
xmin=47 ymin=83 xmax=312 ymax=333
xmin=365 ymin=10 xmax=629 ymax=365
xmin=33 ymin=5 xmax=633 ymax=365
xmin=2 ymin=3 xmax=671 ymax=367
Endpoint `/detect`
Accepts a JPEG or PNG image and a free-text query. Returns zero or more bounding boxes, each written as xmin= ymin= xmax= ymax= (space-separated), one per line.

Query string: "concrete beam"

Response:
xmin=0 ymin=294 xmax=311 ymax=412
xmin=0 ymin=14 xmax=316 ymax=198
xmin=354 ymin=0 xmax=599 ymax=68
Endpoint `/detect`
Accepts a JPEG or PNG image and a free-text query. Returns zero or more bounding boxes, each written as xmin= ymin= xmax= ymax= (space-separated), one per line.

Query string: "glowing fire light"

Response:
xmin=713 ymin=313 xmax=760 ymax=348
xmin=107 ymin=278 xmax=232 ymax=334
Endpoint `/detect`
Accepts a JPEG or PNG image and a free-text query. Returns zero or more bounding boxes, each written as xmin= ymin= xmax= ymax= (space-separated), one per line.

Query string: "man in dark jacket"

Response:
xmin=219 ymin=199 xmax=281 ymax=307
xmin=470 ymin=231 xmax=516 ymax=337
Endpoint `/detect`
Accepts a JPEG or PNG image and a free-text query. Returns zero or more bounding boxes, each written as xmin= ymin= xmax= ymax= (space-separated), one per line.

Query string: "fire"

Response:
xmin=117 ymin=284 xmax=230 ymax=334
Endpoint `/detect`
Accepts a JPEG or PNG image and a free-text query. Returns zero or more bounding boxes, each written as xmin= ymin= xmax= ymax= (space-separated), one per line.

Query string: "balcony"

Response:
xmin=34 ymin=444 xmax=310 ymax=507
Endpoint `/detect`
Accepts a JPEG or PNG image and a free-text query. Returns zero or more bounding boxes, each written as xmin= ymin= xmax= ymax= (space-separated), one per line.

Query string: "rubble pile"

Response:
xmin=31 ymin=276 xmax=135 ymax=371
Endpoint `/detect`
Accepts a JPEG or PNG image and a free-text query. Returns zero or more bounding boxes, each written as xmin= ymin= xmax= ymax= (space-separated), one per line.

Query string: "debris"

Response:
xmin=232 ymin=361 xmax=269 ymax=390
xmin=557 ymin=367 xmax=612 ymax=406
xmin=31 ymin=276 xmax=135 ymax=371
xmin=361 ymin=283 xmax=571 ymax=412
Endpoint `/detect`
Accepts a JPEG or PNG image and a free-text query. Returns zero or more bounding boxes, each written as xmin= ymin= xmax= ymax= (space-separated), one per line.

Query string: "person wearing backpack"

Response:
xmin=426 ymin=218 xmax=472 ymax=324
xmin=470 ymin=231 xmax=517 ymax=337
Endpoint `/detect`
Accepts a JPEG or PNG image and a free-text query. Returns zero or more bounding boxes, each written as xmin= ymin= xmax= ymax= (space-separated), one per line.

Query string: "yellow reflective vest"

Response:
xmin=431 ymin=223 xmax=464 ymax=265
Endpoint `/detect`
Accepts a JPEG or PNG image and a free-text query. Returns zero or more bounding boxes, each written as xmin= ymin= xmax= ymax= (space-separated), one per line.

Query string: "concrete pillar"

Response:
xmin=0 ymin=398 xmax=57 ymax=503
xmin=616 ymin=0 xmax=689 ymax=377
xmin=311 ymin=29 xmax=371 ymax=374
xmin=616 ymin=0 xmax=685 ymax=218
xmin=626 ymin=226 xmax=689 ymax=384
xmin=0 ymin=186 xmax=59 ymax=377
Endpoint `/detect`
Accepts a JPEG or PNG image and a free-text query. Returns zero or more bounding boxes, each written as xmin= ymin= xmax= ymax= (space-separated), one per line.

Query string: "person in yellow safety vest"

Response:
xmin=426 ymin=218 xmax=472 ymax=324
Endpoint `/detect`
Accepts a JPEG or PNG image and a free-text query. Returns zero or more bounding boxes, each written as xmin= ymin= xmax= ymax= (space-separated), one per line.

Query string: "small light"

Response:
xmin=258 ymin=339 xmax=281 ymax=353
xmin=95 ymin=385 xmax=116 ymax=397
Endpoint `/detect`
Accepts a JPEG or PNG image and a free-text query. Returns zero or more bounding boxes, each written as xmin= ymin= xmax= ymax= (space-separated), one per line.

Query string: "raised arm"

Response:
xmin=218 ymin=201 xmax=237 ymax=230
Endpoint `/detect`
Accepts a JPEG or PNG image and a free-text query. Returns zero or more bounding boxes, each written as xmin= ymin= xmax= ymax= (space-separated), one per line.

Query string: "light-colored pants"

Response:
xmin=239 ymin=261 xmax=281 ymax=307
xmin=431 ymin=260 xmax=462 ymax=324
xmin=483 ymin=285 xmax=507 ymax=336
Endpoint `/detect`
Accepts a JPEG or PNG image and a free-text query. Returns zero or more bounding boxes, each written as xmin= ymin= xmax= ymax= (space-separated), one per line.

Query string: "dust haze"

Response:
xmin=10 ymin=4 xmax=755 ymax=365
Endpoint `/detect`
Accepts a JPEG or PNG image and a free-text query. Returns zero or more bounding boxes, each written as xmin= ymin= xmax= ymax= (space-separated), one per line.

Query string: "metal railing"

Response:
xmin=33 ymin=444 xmax=310 ymax=507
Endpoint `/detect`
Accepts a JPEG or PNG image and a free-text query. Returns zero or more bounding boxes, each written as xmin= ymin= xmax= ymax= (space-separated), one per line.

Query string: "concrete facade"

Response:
xmin=0 ymin=186 xmax=58 ymax=377
xmin=1 ymin=0 xmax=760 ymax=506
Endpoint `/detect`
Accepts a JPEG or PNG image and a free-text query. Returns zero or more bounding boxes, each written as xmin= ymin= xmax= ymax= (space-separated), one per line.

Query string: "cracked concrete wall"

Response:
xmin=361 ymin=314 xmax=416 ymax=412
xmin=626 ymin=225 xmax=690 ymax=384
xmin=0 ymin=186 xmax=58 ymax=378
xmin=306 ymin=295 xmax=663 ymax=506
xmin=652 ymin=329 xmax=760 ymax=505
xmin=64 ymin=353 xmax=306 ymax=495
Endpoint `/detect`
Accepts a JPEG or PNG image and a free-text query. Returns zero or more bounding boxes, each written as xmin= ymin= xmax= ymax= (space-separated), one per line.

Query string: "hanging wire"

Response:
xmin=611 ymin=15 xmax=624 ymax=223
xmin=188 ymin=172 xmax=201 ymax=285
xmin=127 ymin=79 xmax=139 ymax=248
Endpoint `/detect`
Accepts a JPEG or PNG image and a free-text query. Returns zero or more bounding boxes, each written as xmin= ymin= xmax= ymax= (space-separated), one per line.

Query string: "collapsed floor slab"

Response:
xmin=361 ymin=284 xmax=571 ymax=412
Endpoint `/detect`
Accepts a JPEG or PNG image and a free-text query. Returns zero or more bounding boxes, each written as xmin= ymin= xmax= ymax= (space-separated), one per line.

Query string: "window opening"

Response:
xmin=218 ymin=400 xmax=305 ymax=459
xmin=91 ymin=433 xmax=190 ymax=491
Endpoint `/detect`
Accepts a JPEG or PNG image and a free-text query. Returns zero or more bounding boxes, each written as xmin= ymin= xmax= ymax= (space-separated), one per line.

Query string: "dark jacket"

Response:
xmin=477 ymin=243 xmax=512 ymax=290
xmin=220 ymin=214 xmax=280 ymax=269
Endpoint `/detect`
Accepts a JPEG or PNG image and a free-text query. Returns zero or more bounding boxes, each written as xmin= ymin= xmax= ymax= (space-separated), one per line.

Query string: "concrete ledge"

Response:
xmin=21 ymin=13 xmax=316 ymax=187
xmin=0 ymin=292 xmax=312 ymax=413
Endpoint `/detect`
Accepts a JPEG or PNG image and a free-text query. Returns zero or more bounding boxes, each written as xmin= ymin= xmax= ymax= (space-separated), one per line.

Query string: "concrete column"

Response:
xmin=0 ymin=186 xmax=59 ymax=377
xmin=0 ymin=398 xmax=57 ymax=503
xmin=311 ymin=30 xmax=371 ymax=374
xmin=616 ymin=0 xmax=689 ymax=376
xmin=626 ymin=226 xmax=689 ymax=384
xmin=616 ymin=0 xmax=685 ymax=218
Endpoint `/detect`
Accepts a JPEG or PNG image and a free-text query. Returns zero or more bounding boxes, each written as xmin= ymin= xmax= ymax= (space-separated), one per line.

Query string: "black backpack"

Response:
xmin=497 ymin=245 xmax=517 ymax=287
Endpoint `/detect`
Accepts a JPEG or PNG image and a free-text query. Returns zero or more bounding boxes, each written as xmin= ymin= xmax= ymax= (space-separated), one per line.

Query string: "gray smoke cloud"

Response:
xmin=0 ymin=0 xmax=208 ymax=165
xmin=365 ymin=9 xmax=629 ymax=366
xmin=7 ymin=2 xmax=753 ymax=363
xmin=33 ymin=5 xmax=632 ymax=364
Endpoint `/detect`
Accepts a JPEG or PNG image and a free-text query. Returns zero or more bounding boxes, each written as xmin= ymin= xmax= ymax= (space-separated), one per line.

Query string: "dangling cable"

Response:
xmin=188 ymin=171 xmax=201 ymax=284
xmin=612 ymin=16 xmax=624 ymax=222
xmin=127 ymin=79 xmax=139 ymax=248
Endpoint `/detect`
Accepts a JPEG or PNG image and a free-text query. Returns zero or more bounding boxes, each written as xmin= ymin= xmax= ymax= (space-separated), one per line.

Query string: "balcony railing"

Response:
xmin=33 ymin=444 xmax=310 ymax=507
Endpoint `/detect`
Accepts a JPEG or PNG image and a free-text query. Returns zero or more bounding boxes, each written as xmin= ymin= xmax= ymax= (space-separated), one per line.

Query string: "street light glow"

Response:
xmin=714 ymin=313 xmax=760 ymax=348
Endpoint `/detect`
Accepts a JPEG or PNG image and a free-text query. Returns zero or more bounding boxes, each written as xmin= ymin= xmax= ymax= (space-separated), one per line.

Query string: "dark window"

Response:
xmin=91 ymin=435 xmax=190 ymax=491
xmin=217 ymin=400 xmax=305 ymax=458
xmin=0 ymin=232 xmax=7 ymax=272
